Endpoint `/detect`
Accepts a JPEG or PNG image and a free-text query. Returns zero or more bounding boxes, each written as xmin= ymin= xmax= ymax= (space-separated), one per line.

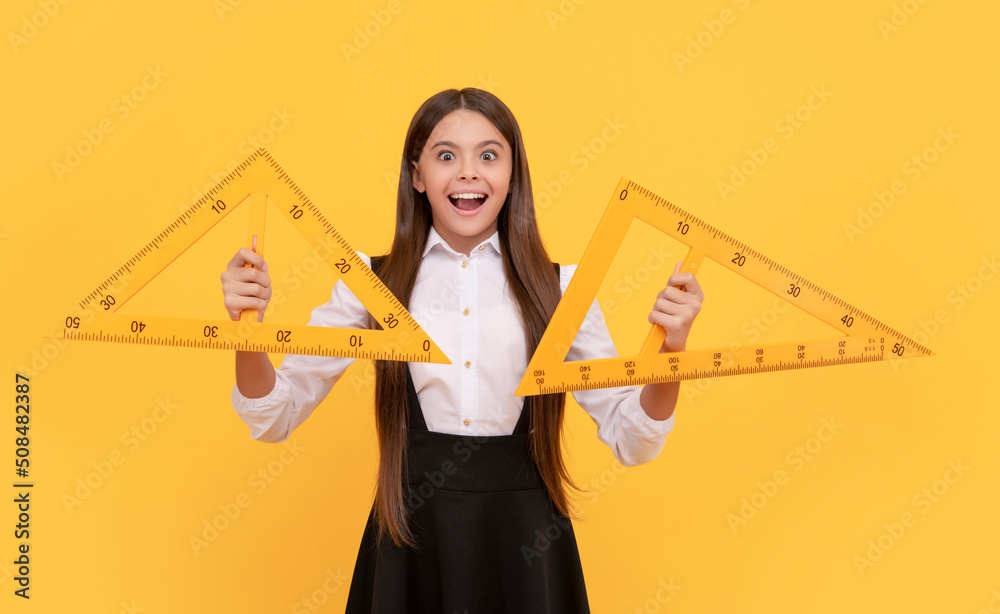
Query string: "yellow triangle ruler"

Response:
xmin=516 ymin=177 xmax=933 ymax=396
xmin=52 ymin=148 xmax=448 ymax=364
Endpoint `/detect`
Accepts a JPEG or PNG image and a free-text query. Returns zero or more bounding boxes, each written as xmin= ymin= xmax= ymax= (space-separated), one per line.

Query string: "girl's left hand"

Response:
xmin=648 ymin=262 xmax=705 ymax=353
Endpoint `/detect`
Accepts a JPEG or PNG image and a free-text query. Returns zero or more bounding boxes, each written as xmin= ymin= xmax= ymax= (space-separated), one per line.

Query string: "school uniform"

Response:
xmin=231 ymin=226 xmax=675 ymax=612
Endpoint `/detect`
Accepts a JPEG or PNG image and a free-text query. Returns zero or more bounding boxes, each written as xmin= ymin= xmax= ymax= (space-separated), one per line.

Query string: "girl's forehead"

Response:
xmin=427 ymin=109 xmax=508 ymax=147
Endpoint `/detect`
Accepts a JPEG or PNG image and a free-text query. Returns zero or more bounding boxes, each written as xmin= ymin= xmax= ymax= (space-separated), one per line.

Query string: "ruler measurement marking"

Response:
xmin=516 ymin=177 xmax=932 ymax=395
xmin=56 ymin=149 xmax=448 ymax=364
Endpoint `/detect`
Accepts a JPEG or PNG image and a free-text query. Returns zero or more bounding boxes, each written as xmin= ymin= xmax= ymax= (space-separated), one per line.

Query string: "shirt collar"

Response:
xmin=422 ymin=225 xmax=502 ymax=258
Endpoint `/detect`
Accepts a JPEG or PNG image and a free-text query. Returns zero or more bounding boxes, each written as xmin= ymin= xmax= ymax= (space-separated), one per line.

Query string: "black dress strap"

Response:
xmin=511 ymin=261 xmax=559 ymax=436
xmin=404 ymin=366 xmax=428 ymax=432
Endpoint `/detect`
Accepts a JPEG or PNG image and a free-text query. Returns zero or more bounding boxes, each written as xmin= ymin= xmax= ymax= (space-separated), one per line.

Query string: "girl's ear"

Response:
xmin=411 ymin=161 xmax=425 ymax=193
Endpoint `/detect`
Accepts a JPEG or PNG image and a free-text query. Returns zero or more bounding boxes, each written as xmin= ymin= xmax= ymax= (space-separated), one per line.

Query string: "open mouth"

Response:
xmin=448 ymin=192 xmax=487 ymax=212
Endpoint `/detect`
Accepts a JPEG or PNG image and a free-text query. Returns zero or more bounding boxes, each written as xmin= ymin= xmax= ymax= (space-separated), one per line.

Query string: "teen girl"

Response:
xmin=221 ymin=88 xmax=704 ymax=613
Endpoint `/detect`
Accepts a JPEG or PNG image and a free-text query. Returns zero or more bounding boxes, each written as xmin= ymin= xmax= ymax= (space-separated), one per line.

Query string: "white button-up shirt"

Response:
xmin=231 ymin=227 xmax=674 ymax=466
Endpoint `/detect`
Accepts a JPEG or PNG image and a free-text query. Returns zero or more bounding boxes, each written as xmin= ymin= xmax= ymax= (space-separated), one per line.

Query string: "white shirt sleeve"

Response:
xmin=229 ymin=253 xmax=372 ymax=443
xmin=561 ymin=264 xmax=675 ymax=467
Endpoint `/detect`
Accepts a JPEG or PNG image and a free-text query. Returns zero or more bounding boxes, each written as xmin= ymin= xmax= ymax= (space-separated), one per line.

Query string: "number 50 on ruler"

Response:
xmin=515 ymin=178 xmax=933 ymax=396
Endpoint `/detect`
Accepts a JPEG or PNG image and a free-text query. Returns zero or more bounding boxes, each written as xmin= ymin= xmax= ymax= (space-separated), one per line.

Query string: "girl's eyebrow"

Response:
xmin=431 ymin=139 xmax=504 ymax=150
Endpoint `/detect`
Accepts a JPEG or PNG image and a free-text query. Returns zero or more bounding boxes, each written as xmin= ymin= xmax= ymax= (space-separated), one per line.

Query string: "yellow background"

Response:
xmin=3 ymin=0 xmax=998 ymax=611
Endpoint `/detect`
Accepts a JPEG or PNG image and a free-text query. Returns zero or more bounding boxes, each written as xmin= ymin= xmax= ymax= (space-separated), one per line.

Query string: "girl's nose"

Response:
xmin=459 ymin=162 xmax=478 ymax=181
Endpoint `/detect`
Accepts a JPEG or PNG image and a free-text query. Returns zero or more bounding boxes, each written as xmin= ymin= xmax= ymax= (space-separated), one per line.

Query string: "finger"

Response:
xmin=226 ymin=248 xmax=251 ymax=269
xmin=648 ymin=310 xmax=686 ymax=329
xmin=651 ymin=297 xmax=695 ymax=318
xmin=648 ymin=305 xmax=699 ymax=330
xmin=224 ymin=295 xmax=270 ymax=311
xmin=226 ymin=279 xmax=272 ymax=300
xmin=666 ymin=271 xmax=696 ymax=288
xmin=222 ymin=267 xmax=272 ymax=288
xmin=224 ymin=296 xmax=270 ymax=320
xmin=227 ymin=247 xmax=268 ymax=271
xmin=676 ymin=274 xmax=704 ymax=301
xmin=655 ymin=285 xmax=698 ymax=304
xmin=222 ymin=283 xmax=272 ymax=305
xmin=223 ymin=284 xmax=271 ymax=317
xmin=665 ymin=272 xmax=704 ymax=301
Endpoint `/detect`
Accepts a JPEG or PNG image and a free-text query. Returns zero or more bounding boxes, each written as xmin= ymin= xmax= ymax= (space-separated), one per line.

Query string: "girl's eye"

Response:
xmin=438 ymin=152 xmax=454 ymax=161
xmin=481 ymin=151 xmax=497 ymax=161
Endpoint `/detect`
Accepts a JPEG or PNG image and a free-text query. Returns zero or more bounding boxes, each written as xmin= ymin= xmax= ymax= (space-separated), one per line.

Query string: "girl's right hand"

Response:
xmin=221 ymin=247 xmax=272 ymax=322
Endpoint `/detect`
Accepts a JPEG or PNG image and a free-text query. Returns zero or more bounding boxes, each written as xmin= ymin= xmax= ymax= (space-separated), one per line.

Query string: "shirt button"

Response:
xmin=461 ymin=260 xmax=468 ymax=268
xmin=463 ymin=308 xmax=470 ymax=316
xmin=464 ymin=360 xmax=471 ymax=368
xmin=463 ymin=418 xmax=470 ymax=426
xmin=478 ymin=245 xmax=485 ymax=251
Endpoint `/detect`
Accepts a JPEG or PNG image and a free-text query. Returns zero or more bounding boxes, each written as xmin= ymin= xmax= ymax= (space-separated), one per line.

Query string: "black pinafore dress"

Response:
xmin=345 ymin=261 xmax=590 ymax=613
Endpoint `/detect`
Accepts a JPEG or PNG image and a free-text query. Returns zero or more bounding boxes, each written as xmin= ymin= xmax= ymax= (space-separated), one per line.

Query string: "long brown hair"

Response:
xmin=371 ymin=88 xmax=578 ymax=547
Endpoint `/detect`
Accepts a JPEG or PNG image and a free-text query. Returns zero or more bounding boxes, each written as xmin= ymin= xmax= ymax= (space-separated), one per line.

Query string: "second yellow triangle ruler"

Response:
xmin=516 ymin=178 xmax=933 ymax=396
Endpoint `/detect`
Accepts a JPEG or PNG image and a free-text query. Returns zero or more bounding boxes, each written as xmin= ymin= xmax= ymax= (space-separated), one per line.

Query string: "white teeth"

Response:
xmin=451 ymin=193 xmax=486 ymax=199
